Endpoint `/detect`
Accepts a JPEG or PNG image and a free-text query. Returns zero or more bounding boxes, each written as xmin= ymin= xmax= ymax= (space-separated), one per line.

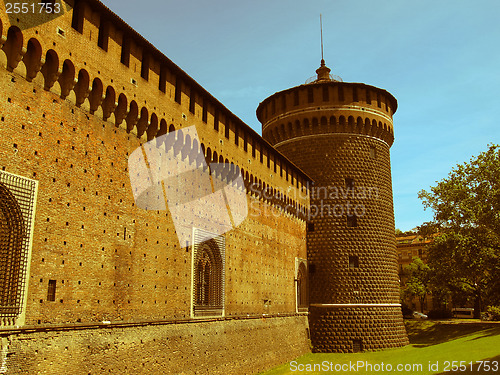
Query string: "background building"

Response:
xmin=397 ymin=233 xmax=436 ymax=313
xmin=396 ymin=234 xmax=433 ymax=270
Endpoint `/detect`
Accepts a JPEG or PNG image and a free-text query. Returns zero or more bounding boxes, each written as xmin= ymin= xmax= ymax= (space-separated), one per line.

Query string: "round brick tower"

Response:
xmin=256 ymin=60 xmax=408 ymax=352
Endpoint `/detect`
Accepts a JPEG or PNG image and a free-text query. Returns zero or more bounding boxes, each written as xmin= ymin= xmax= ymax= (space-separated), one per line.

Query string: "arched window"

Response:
xmin=192 ymin=231 xmax=225 ymax=317
xmin=147 ymin=113 xmax=158 ymax=141
xmin=296 ymin=259 xmax=308 ymax=312
xmin=195 ymin=251 xmax=212 ymax=306
xmin=114 ymin=93 xmax=128 ymax=126
xmin=0 ymin=171 xmax=38 ymax=327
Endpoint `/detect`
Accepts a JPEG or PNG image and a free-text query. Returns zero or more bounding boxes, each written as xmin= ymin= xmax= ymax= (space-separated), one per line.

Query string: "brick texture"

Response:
xmin=257 ymin=75 xmax=409 ymax=352
xmin=3 ymin=315 xmax=310 ymax=374
xmin=0 ymin=2 xmax=310 ymax=373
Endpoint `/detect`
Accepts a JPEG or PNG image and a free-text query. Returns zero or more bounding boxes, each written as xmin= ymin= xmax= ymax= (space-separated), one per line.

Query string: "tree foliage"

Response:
xmin=402 ymin=257 xmax=430 ymax=313
xmin=419 ymin=144 xmax=500 ymax=233
xmin=418 ymin=144 xmax=500 ymax=317
xmin=395 ymin=228 xmax=417 ymax=236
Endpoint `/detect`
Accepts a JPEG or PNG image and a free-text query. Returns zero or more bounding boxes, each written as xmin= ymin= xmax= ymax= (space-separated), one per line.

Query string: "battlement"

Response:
xmin=257 ymin=81 xmax=397 ymax=147
xmin=0 ymin=0 xmax=311 ymax=210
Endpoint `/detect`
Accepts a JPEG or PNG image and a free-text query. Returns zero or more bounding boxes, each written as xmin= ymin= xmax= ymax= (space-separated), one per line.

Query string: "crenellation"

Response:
xmin=1 ymin=1 xmax=296 ymax=184
xmin=258 ymin=82 xmax=397 ymax=131
xmin=14 ymin=44 xmax=305 ymax=209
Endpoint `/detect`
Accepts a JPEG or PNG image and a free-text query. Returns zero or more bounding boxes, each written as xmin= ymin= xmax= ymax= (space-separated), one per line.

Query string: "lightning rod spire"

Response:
xmin=320 ymin=14 xmax=324 ymax=63
xmin=315 ymin=14 xmax=332 ymax=81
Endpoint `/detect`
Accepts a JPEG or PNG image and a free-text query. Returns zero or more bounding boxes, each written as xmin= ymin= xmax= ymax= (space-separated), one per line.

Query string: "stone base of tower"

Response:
xmin=309 ymin=305 xmax=409 ymax=353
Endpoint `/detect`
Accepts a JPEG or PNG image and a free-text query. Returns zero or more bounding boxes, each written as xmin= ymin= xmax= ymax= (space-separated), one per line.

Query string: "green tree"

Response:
xmin=402 ymin=257 xmax=431 ymax=313
xmin=416 ymin=221 xmax=441 ymax=237
xmin=395 ymin=228 xmax=418 ymax=236
xmin=418 ymin=144 xmax=500 ymax=318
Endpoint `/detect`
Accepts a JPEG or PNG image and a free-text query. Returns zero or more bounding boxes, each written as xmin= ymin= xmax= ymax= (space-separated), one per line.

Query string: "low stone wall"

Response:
xmin=0 ymin=314 xmax=310 ymax=374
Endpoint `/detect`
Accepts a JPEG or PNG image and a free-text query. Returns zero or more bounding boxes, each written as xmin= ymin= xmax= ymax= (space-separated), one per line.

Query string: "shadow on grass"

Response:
xmin=406 ymin=321 xmax=500 ymax=347
xmin=468 ymin=326 xmax=500 ymax=340
xmin=435 ymin=354 xmax=500 ymax=375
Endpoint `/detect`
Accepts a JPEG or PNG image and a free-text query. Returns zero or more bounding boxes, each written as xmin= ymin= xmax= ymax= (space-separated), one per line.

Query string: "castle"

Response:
xmin=0 ymin=1 xmax=407 ymax=373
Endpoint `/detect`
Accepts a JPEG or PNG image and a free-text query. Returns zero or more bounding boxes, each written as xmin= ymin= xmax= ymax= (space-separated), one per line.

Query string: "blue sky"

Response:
xmin=101 ymin=0 xmax=500 ymax=231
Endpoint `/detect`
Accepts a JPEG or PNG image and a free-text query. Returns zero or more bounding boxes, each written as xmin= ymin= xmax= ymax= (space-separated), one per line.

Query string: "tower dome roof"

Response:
xmin=305 ymin=60 xmax=342 ymax=84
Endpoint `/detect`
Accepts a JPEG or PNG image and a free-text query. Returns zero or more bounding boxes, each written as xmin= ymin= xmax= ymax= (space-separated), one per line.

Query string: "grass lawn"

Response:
xmin=260 ymin=320 xmax=500 ymax=374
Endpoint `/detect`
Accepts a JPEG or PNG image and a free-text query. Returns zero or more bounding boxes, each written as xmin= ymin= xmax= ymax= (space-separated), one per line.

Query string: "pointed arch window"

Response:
xmin=195 ymin=252 xmax=212 ymax=306
xmin=191 ymin=230 xmax=225 ymax=317
xmin=0 ymin=171 xmax=38 ymax=327
xmin=296 ymin=258 xmax=308 ymax=312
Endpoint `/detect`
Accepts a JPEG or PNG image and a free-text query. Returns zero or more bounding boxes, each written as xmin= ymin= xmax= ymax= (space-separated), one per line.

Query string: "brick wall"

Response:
xmin=2 ymin=315 xmax=310 ymax=374
xmin=0 ymin=2 xmax=311 ymax=372
xmin=0 ymin=5 xmax=308 ymax=326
